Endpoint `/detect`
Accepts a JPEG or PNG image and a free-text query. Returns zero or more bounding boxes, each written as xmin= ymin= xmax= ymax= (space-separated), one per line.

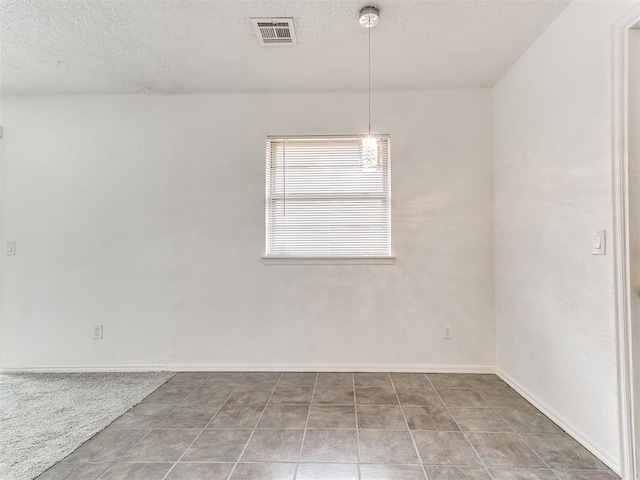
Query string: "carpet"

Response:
xmin=0 ymin=371 xmax=174 ymax=480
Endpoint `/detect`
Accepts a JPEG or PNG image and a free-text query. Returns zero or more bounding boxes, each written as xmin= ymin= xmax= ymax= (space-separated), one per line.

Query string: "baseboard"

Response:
xmin=496 ymin=368 xmax=621 ymax=475
xmin=0 ymin=365 xmax=171 ymax=373
xmin=0 ymin=363 xmax=496 ymax=374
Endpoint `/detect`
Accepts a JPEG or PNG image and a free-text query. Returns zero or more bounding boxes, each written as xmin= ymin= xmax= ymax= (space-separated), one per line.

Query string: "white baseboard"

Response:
xmin=496 ymin=368 xmax=621 ymax=475
xmin=0 ymin=365 xmax=170 ymax=373
xmin=0 ymin=363 xmax=496 ymax=374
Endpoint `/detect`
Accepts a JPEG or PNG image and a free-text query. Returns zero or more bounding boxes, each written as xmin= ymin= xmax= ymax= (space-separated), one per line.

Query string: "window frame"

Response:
xmin=262 ymin=134 xmax=395 ymax=265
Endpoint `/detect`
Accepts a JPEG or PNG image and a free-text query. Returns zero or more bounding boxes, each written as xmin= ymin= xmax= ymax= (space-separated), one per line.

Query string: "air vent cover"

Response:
xmin=251 ymin=18 xmax=297 ymax=46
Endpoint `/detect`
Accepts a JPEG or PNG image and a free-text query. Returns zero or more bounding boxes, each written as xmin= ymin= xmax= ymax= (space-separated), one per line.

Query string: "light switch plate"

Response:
xmin=6 ymin=241 xmax=15 ymax=256
xmin=593 ymin=230 xmax=606 ymax=255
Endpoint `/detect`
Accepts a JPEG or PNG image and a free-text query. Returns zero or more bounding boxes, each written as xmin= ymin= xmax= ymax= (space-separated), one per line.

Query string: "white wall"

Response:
xmin=0 ymin=97 xmax=4 ymax=360
xmin=0 ymin=90 xmax=494 ymax=371
xmin=493 ymin=0 xmax=638 ymax=472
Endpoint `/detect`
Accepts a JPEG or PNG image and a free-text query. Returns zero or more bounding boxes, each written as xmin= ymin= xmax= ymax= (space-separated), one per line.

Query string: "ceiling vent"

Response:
xmin=251 ymin=18 xmax=297 ymax=46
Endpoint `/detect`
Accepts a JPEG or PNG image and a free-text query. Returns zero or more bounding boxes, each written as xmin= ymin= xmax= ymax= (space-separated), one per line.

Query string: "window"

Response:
xmin=265 ymin=135 xmax=392 ymax=260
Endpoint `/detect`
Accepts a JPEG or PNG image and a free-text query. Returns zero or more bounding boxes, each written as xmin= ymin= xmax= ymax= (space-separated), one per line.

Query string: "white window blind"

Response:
xmin=265 ymin=135 xmax=391 ymax=257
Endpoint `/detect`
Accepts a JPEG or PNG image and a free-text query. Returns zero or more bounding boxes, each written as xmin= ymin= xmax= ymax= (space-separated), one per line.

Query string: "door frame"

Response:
xmin=613 ymin=6 xmax=640 ymax=479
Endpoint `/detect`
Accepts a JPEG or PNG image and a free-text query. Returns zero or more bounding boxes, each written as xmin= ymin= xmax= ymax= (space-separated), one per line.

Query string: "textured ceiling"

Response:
xmin=0 ymin=0 xmax=570 ymax=95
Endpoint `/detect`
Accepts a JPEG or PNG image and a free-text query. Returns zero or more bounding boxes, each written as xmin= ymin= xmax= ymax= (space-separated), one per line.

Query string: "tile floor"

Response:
xmin=38 ymin=372 xmax=620 ymax=480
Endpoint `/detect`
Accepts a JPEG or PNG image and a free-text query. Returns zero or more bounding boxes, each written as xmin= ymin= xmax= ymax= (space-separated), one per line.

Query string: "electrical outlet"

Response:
xmin=93 ymin=324 xmax=103 ymax=340
xmin=443 ymin=324 xmax=452 ymax=340
xmin=6 ymin=241 xmax=16 ymax=256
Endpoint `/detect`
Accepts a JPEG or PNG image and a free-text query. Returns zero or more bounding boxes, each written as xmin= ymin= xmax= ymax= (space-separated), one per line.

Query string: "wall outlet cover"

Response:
xmin=443 ymin=324 xmax=452 ymax=340
xmin=93 ymin=324 xmax=103 ymax=340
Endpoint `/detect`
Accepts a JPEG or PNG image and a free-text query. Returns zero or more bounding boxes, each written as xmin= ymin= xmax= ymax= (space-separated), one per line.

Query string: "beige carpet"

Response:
xmin=0 ymin=371 xmax=174 ymax=480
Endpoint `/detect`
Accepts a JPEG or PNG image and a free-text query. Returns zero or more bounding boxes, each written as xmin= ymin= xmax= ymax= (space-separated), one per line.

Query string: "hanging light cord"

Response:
xmin=368 ymin=18 xmax=371 ymax=134
xmin=283 ymin=139 xmax=286 ymax=217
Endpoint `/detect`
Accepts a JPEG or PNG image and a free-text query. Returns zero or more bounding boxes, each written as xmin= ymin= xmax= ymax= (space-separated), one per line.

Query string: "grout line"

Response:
xmin=93 ymin=429 xmax=154 ymax=480
xmin=292 ymin=373 xmax=319 ymax=480
xmin=489 ymin=405 xmax=518 ymax=435
xmin=426 ymin=374 xmax=495 ymax=480
xmin=96 ymin=426 xmax=542 ymax=433
xmin=93 ymin=425 xmax=548 ymax=433
xmin=352 ymin=372 xmax=362 ymax=480
xmin=174 ymin=374 xmax=215 ymax=408
xmin=391 ymin=373 xmax=429 ymax=480
xmin=515 ymin=429 xmax=554 ymax=472
xmin=224 ymin=373 xmax=284 ymax=480
xmin=160 ymin=373 xmax=247 ymax=480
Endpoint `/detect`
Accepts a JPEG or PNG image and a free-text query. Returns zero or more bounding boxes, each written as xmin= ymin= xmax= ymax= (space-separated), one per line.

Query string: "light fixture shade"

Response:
xmin=360 ymin=132 xmax=380 ymax=170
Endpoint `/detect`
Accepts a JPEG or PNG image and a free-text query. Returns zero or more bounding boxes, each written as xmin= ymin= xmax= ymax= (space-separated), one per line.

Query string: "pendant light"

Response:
xmin=359 ymin=6 xmax=380 ymax=171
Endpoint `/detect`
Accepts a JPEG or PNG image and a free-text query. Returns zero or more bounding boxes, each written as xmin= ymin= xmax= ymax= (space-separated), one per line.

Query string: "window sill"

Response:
xmin=261 ymin=256 xmax=396 ymax=265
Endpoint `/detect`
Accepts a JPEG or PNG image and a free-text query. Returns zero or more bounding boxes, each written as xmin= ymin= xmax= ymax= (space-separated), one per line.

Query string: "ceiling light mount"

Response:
xmin=359 ymin=6 xmax=380 ymax=28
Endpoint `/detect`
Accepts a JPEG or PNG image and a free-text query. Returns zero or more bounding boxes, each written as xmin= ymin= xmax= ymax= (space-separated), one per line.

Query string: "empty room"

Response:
xmin=2 ymin=0 xmax=640 ymax=479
